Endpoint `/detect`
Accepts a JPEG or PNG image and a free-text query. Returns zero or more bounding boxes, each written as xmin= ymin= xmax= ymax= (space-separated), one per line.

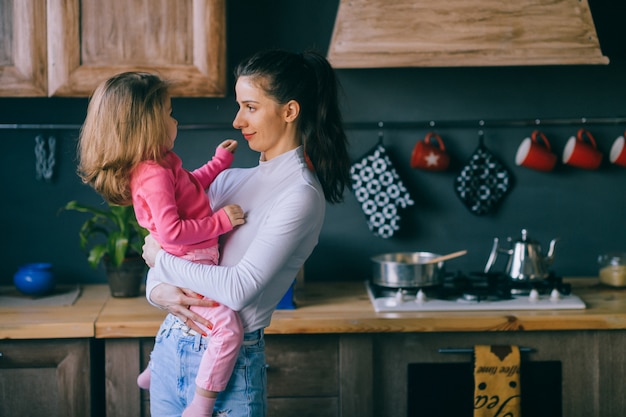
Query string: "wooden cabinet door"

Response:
xmin=48 ymin=0 xmax=226 ymax=97
xmin=0 ymin=339 xmax=96 ymax=417
xmin=0 ymin=0 xmax=47 ymax=96
xmin=266 ymin=334 xmax=340 ymax=417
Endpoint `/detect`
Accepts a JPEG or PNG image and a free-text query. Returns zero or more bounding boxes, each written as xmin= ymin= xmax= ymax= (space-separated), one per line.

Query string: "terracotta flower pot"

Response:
xmin=104 ymin=257 xmax=147 ymax=298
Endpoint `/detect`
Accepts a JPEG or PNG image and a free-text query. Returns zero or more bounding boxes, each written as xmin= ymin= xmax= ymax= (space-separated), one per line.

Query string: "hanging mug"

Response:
xmin=410 ymin=132 xmax=450 ymax=171
xmin=610 ymin=133 xmax=626 ymax=167
xmin=562 ymin=128 xmax=603 ymax=170
xmin=515 ymin=130 xmax=557 ymax=172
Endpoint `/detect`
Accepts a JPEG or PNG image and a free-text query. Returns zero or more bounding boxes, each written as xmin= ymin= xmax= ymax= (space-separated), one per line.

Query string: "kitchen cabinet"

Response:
xmin=105 ymin=337 xmax=154 ymax=417
xmin=0 ymin=338 xmax=102 ymax=417
xmin=265 ymin=334 xmax=373 ymax=417
xmin=0 ymin=0 xmax=226 ymax=97
xmin=375 ymin=331 xmax=626 ymax=417
xmin=89 ymin=280 xmax=626 ymax=417
xmin=0 ymin=0 xmax=47 ymax=96
xmin=96 ymin=291 xmax=374 ymax=417
xmin=102 ymin=334 xmax=373 ymax=417
xmin=0 ymin=285 xmax=109 ymax=417
xmin=106 ymin=331 xmax=626 ymax=417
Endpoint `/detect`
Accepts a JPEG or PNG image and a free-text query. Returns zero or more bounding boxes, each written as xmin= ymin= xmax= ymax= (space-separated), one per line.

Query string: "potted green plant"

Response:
xmin=63 ymin=200 xmax=149 ymax=297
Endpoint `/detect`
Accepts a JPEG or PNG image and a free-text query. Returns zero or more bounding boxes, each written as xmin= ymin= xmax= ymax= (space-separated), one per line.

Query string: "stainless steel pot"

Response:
xmin=371 ymin=252 xmax=445 ymax=288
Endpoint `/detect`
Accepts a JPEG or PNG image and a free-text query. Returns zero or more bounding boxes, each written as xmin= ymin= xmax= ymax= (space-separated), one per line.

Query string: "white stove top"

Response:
xmin=366 ymin=282 xmax=586 ymax=312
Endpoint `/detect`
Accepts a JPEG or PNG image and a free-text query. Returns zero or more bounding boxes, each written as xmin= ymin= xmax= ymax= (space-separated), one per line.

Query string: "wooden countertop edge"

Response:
xmin=265 ymin=313 xmax=626 ymax=334
xmin=94 ymin=313 xmax=626 ymax=338
xmin=0 ymin=323 xmax=99 ymax=340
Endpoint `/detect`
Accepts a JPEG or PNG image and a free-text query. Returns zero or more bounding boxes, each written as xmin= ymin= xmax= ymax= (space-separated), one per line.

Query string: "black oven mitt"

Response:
xmin=454 ymin=135 xmax=513 ymax=216
xmin=351 ymin=143 xmax=414 ymax=238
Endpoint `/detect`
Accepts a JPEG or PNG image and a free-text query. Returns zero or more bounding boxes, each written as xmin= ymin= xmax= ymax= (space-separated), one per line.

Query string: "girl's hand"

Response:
xmin=141 ymin=234 xmax=161 ymax=268
xmin=218 ymin=139 xmax=238 ymax=153
xmin=150 ymin=282 xmax=217 ymax=334
xmin=223 ymin=204 xmax=245 ymax=227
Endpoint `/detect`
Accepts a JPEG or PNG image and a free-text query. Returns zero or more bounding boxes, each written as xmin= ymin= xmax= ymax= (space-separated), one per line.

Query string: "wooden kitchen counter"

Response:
xmin=0 ymin=284 xmax=110 ymax=339
xmin=93 ymin=278 xmax=626 ymax=417
xmin=95 ymin=277 xmax=626 ymax=338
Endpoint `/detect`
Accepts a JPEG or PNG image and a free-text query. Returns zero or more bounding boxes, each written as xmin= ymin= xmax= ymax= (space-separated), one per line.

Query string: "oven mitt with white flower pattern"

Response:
xmin=351 ymin=142 xmax=414 ymax=238
xmin=454 ymin=134 xmax=513 ymax=216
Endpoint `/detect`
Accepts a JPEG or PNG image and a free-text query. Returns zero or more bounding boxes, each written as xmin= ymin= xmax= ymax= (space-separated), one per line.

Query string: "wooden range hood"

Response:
xmin=327 ymin=0 xmax=609 ymax=68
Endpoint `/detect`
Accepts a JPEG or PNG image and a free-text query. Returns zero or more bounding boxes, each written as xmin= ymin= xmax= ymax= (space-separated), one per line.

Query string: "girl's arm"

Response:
xmin=192 ymin=144 xmax=235 ymax=189
xmin=135 ymin=163 xmax=234 ymax=247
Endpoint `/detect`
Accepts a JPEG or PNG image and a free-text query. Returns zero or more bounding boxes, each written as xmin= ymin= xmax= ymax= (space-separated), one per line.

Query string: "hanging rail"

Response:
xmin=1 ymin=116 xmax=626 ymax=131
xmin=349 ymin=116 xmax=626 ymax=130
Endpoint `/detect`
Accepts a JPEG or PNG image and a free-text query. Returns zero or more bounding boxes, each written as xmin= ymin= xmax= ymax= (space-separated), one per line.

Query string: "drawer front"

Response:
xmin=265 ymin=334 xmax=339 ymax=397
xmin=0 ymin=339 xmax=93 ymax=417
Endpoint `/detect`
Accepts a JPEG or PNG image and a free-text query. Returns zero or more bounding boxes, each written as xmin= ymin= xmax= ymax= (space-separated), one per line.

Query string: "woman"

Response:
xmin=142 ymin=49 xmax=351 ymax=417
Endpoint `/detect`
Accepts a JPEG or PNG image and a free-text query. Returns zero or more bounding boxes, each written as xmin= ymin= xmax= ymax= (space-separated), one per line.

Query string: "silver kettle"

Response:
xmin=484 ymin=229 xmax=559 ymax=281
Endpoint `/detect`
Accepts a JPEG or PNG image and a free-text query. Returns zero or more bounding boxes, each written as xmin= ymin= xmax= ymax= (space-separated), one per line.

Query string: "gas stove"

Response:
xmin=367 ymin=271 xmax=586 ymax=312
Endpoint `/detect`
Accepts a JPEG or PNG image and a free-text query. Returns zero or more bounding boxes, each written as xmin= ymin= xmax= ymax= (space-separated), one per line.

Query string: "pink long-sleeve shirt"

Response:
xmin=130 ymin=147 xmax=234 ymax=257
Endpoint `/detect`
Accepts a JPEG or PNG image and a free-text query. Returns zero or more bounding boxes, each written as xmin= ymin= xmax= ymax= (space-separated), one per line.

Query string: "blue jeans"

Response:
xmin=150 ymin=314 xmax=267 ymax=417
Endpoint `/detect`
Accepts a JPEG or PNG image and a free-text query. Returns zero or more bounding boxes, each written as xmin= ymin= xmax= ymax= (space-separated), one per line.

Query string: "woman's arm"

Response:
xmin=144 ymin=241 xmax=219 ymax=333
xmin=148 ymin=184 xmax=324 ymax=311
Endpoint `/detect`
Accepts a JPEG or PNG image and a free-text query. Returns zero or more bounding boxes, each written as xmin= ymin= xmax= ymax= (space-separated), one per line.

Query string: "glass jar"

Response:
xmin=598 ymin=253 xmax=626 ymax=287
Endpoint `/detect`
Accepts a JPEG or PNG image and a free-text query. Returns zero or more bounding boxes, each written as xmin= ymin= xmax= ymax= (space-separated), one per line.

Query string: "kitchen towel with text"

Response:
xmin=350 ymin=143 xmax=414 ymax=238
xmin=454 ymin=137 xmax=512 ymax=216
xmin=473 ymin=345 xmax=521 ymax=417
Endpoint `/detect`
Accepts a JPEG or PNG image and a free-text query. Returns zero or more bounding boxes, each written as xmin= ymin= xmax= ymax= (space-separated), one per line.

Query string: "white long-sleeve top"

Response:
xmin=146 ymin=146 xmax=325 ymax=332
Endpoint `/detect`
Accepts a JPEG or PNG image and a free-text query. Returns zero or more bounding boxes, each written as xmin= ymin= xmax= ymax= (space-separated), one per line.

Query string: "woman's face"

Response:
xmin=232 ymin=76 xmax=299 ymax=160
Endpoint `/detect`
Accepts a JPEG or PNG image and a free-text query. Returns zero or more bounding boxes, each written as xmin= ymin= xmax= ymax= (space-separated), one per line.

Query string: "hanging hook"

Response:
xmin=377 ymin=121 xmax=384 ymax=145
xmin=478 ymin=129 xmax=485 ymax=146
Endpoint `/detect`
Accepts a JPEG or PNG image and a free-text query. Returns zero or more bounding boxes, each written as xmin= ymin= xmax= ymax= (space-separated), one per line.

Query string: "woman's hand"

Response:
xmin=142 ymin=234 xmax=161 ymax=268
xmin=150 ymin=282 xmax=217 ymax=334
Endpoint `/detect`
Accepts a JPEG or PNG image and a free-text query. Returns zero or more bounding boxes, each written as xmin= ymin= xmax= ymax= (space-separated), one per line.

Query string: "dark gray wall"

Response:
xmin=1 ymin=1 xmax=625 ymax=285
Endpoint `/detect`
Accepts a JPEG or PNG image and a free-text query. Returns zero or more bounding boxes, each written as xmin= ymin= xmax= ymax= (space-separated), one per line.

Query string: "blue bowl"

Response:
xmin=14 ymin=263 xmax=56 ymax=296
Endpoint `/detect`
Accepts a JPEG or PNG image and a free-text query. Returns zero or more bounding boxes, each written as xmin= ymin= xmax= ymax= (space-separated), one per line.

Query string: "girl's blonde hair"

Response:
xmin=78 ymin=72 xmax=171 ymax=205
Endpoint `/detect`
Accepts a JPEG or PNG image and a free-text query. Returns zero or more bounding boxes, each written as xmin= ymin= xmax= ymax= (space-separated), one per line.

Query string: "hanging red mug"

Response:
xmin=562 ymin=128 xmax=603 ymax=170
xmin=610 ymin=132 xmax=626 ymax=167
xmin=410 ymin=132 xmax=450 ymax=171
xmin=515 ymin=130 xmax=557 ymax=172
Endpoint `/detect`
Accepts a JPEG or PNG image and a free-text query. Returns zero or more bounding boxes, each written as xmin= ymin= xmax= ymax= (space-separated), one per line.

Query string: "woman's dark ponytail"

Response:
xmin=300 ymin=51 xmax=350 ymax=204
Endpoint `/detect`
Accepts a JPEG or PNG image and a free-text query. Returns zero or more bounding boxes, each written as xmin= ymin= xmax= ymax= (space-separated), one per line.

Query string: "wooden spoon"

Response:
xmin=423 ymin=250 xmax=468 ymax=264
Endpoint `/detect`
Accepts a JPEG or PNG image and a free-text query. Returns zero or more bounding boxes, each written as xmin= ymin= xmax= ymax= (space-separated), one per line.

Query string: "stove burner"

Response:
xmin=367 ymin=270 xmax=586 ymax=312
xmin=369 ymin=271 xmax=571 ymax=303
xmin=510 ymin=273 xmax=572 ymax=296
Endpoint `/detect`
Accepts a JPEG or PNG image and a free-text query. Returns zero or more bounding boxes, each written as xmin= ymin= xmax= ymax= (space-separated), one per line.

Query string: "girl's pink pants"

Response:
xmin=183 ymin=247 xmax=244 ymax=392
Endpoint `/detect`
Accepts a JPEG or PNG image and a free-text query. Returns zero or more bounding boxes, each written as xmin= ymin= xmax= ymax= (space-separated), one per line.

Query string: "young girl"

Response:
xmin=77 ymin=72 xmax=246 ymax=417
xmin=142 ymin=49 xmax=351 ymax=416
